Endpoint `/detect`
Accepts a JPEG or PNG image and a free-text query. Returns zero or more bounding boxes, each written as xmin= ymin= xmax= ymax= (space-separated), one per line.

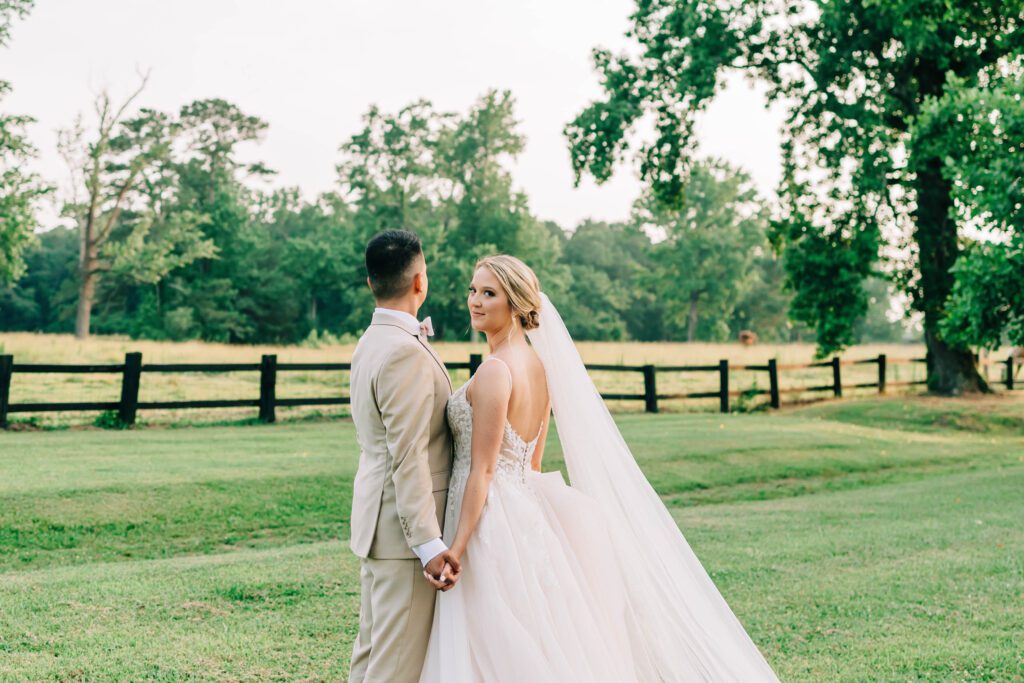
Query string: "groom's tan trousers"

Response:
xmin=349 ymin=557 xmax=436 ymax=683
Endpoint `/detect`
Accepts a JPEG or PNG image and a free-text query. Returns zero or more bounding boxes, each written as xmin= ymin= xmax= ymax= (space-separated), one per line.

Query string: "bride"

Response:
xmin=419 ymin=255 xmax=779 ymax=682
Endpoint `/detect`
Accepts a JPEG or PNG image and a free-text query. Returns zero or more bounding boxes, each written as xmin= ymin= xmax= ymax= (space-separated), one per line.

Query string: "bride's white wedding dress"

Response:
xmin=421 ymin=359 xmax=641 ymax=681
xmin=421 ymin=295 xmax=779 ymax=682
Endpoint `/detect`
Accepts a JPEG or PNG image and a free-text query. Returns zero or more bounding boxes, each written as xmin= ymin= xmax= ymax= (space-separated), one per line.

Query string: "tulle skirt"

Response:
xmin=420 ymin=470 xmax=648 ymax=682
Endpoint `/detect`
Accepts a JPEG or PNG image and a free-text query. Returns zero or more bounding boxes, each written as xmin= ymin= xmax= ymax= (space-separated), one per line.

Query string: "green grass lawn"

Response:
xmin=1 ymin=399 xmax=1022 ymax=681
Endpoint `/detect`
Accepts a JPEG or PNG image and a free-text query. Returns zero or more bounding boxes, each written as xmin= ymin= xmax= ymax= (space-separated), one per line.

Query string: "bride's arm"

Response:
xmin=448 ymin=362 xmax=511 ymax=562
xmin=530 ymin=403 xmax=551 ymax=472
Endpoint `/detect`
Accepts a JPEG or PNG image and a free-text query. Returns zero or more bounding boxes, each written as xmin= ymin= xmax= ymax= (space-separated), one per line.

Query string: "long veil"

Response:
xmin=526 ymin=293 xmax=779 ymax=682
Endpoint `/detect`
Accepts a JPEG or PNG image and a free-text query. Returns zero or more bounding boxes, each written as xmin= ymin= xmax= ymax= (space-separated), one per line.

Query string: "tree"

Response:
xmin=163 ymin=98 xmax=275 ymax=342
xmin=433 ymin=90 xmax=567 ymax=337
xmin=338 ymin=100 xmax=449 ymax=236
xmin=568 ymin=0 xmax=1024 ymax=393
xmin=59 ymin=80 xmax=215 ymax=338
xmin=265 ymin=190 xmax=362 ymax=337
xmin=637 ymin=160 xmax=766 ymax=342
xmin=0 ymin=226 xmax=77 ymax=332
xmin=0 ymin=0 xmax=46 ymax=285
xmin=338 ymin=92 xmax=566 ymax=339
xmin=337 ymin=100 xmax=454 ymax=332
xmin=558 ymin=220 xmax=654 ymax=340
xmin=924 ymin=74 xmax=1024 ymax=350
xmin=941 ymin=235 xmax=1024 ymax=351
xmin=729 ymin=250 xmax=796 ymax=343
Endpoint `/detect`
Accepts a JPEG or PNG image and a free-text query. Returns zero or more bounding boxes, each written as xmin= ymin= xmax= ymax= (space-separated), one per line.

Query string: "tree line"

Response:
xmin=7 ymin=0 xmax=1019 ymax=388
xmin=2 ymin=83 xmax=907 ymax=345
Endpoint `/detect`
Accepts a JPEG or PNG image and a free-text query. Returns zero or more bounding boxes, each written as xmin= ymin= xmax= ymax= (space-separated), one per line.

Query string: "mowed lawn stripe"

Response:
xmin=0 ymin=474 xmax=352 ymax=572
xmin=0 ymin=423 xmax=354 ymax=496
xmin=2 ymin=412 xmax=1019 ymax=573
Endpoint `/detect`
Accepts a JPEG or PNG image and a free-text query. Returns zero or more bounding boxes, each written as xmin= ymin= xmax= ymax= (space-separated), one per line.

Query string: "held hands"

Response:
xmin=423 ymin=549 xmax=462 ymax=592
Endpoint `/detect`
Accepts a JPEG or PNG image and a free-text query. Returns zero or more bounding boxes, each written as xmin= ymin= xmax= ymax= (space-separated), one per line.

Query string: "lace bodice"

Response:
xmin=447 ymin=379 xmax=540 ymax=487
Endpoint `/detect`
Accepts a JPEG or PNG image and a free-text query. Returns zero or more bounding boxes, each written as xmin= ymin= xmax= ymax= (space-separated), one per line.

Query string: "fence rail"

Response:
xmin=0 ymin=351 xmax=1018 ymax=428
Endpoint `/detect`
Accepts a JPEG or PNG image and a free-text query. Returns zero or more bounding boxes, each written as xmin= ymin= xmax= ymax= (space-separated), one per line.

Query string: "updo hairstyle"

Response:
xmin=475 ymin=255 xmax=543 ymax=331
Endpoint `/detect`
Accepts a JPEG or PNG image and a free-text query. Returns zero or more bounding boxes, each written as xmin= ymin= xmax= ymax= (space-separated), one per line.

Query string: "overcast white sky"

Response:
xmin=2 ymin=0 xmax=786 ymax=230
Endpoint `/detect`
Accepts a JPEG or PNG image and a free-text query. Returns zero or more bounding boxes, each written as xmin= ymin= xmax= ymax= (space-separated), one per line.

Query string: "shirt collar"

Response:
xmin=373 ymin=307 xmax=421 ymax=336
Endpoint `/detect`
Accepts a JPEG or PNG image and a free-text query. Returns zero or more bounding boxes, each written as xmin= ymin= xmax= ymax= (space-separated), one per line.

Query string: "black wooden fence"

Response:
xmin=600 ymin=354 xmax=931 ymax=414
xmin=0 ymin=353 xmax=475 ymax=428
xmin=0 ymin=351 xmax=1018 ymax=428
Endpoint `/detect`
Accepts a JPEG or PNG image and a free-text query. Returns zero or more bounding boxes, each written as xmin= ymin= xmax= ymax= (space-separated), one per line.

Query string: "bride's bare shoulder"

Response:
xmin=467 ymin=357 xmax=512 ymax=406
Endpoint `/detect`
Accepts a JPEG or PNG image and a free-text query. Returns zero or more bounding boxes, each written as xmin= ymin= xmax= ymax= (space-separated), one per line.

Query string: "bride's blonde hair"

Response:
xmin=475 ymin=255 xmax=543 ymax=331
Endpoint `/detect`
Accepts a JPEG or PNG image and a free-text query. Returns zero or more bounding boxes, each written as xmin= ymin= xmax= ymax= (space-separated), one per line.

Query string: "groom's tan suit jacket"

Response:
xmin=350 ymin=311 xmax=453 ymax=559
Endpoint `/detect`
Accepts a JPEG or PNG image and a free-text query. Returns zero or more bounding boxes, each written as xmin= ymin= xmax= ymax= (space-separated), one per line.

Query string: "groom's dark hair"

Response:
xmin=365 ymin=229 xmax=423 ymax=300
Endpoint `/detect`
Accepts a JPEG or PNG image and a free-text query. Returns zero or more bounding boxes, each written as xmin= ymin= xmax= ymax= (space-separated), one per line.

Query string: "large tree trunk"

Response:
xmin=686 ymin=291 xmax=699 ymax=342
xmin=75 ymin=224 xmax=99 ymax=339
xmin=913 ymin=157 xmax=988 ymax=394
xmin=75 ymin=269 xmax=96 ymax=339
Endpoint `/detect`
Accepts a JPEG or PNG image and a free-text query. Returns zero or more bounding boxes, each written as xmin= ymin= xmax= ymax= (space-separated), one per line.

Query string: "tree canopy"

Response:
xmin=568 ymin=0 xmax=1023 ymax=392
xmin=925 ymin=73 xmax=1024 ymax=351
xmin=0 ymin=0 xmax=46 ymax=285
xmin=2 ymin=83 xmax=907 ymax=346
xmin=637 ymin=159 xmax=767 ymax=342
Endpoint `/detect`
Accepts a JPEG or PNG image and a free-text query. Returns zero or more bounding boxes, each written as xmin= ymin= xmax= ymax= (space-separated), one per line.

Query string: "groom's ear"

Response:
xmin=411 ymin=270 xmax=426 ymax=295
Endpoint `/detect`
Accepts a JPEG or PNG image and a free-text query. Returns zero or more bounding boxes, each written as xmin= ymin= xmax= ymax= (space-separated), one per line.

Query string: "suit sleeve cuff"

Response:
xmin=412 ymin=537 xmax=448 ymax=567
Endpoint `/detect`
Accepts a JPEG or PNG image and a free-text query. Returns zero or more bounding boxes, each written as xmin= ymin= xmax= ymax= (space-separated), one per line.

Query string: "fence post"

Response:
xmin=877 ymin=354 xmax=887 ymax=394
xmin=642 ymin=365 xmax=658 ymax=414
xmin=767 ymin=359 xmax=780 ymax=409
xmin=832 ymin=357 xmax=843 ymax=397
xmin=719 ymin=360 xmax=729 ymax=414
xmin=469 ymin=353 xmax=483 ymax=377
xmin=259 ymin=354 xmax=277 ymax=423
xmin=1008 ymin=354 xmax=1015 ymax=391
xmin=0 ymin=355 xmax=12 ymax=428
xmin=119 ymin=352 xmax=142 ymax=426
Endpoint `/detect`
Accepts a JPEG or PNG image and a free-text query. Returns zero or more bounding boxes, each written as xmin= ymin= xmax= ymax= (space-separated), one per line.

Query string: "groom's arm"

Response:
xmin=376 ymin=343 xmax=445 ymax=559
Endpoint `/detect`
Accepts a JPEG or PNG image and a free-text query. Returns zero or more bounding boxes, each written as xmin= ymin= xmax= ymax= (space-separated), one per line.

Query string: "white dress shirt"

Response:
xmin=374 ymin=307 xmax=448 ymax=567
xmin=373 ymin=307 xmax=422 ymax=336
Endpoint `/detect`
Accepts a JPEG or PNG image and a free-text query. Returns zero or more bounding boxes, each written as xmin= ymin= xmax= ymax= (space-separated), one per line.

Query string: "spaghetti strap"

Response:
xmin=480 ymin=355 xmax=513 ymax=390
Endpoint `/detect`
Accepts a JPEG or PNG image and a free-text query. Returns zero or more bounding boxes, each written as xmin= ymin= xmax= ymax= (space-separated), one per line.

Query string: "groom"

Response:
xmin=348 ymin=229 xmax=460 ymax=683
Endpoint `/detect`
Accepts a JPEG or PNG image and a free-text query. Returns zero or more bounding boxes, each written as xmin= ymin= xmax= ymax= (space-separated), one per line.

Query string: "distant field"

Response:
xmin=1 ymin=398 xmax=1021 ymax=680
xmin=2 ymin=332 xmax=978 ymax=427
